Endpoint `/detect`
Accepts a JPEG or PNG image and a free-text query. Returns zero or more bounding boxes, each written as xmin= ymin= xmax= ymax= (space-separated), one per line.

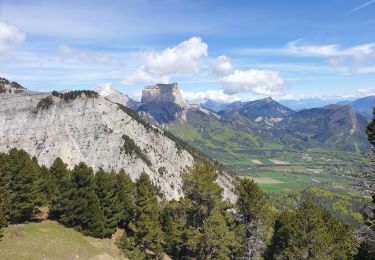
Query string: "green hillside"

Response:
xmin=0 ymin=221 xmax=126 ymax=260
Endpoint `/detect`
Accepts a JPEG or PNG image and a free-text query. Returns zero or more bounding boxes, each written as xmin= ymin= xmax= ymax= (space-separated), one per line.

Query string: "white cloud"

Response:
xmin=286 ymin=40 xmax=339 ymax=56
xmin=212 ymin=55 xmax=234 ymax=76
xmin=357 ymin=87 xmax=375 ymax=96
xmin=122 ymin=65 xmax=170 ymax=85
xmin=58 ymin=44 xmax=122 ymax=66
xmin=124 ymin=37 xmax=208 ymax=85
xmin=219 ymin=69 xmax=285 ymax=96
xmin=181 ymin=89 xmax=240 ymax=104
xmin=0 ymin=22 xmax=25 ymax=52
xmin=211 ymin=54 xmax=285 ymax=96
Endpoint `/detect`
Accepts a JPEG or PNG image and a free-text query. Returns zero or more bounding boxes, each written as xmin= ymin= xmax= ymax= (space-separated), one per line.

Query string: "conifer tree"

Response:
xmin=182 ymin=162 xmax=223 ymax=226
xmin=3 ymin=149 xmax=40 ymax=223
xmin=132 ymin=172 xmax=163 ymax=255
xmin=59 ymin=162 xmax=106 ymax=237
xmin=236 ymin=179 xmax=268 ymax=259
xmin=49 ymin=158 xmax=71 ymax=219
xmin=266 ymin=200 xmax=356 ymax=259
xmin=113 ymin=169 xmax=135 ymax=229
xmin=94 ymin=169 xmax=117 ymax=236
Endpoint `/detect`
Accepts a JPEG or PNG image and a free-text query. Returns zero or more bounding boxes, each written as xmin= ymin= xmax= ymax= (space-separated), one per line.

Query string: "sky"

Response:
xmin=1 ymin=0 xmax=375 ymax=104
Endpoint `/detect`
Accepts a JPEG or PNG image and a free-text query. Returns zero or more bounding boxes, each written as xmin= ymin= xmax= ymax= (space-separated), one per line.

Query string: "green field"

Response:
xmin=0 ymin=221 xmax=126 ymax=260
xmin=241 ymin=171 xmax=342 ymax=192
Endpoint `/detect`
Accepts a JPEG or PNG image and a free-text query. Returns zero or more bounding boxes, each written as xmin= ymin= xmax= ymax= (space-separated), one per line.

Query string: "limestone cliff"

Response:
xmin=0 ymin=84 xmax=236 ymax=202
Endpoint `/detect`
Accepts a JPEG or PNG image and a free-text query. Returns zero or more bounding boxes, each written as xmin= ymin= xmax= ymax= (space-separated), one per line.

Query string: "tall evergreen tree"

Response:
xmin=132 ymin=172 xmax=163 ymax=256
xmin=59 ymin=163 xmax=106 ymax=237
xmin=94 ymin=169 xmax=117 ymax=236
xmin=49 ymin=158 xmax=71 ymax=219
xmin=2 ymin=149 xmax=40 ymax=223
xmin=182 ymin=162 xmax=223 ymax=226
xmin=113 ymin=169 xmax=135 ymax=229
xmin=236 ymin=179 xmax=268 ymax=259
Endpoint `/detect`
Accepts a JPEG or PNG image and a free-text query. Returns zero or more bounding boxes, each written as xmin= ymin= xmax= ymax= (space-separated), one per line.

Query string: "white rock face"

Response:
xmin=0 ymin=90 xmax=236 ymax=202
xmin=141 ymin=83 xmax=188 ymax=108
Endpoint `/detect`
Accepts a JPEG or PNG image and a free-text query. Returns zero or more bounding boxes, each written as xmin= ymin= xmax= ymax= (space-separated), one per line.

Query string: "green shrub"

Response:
xmin=121 ymin=134 xmax=151 ymax=166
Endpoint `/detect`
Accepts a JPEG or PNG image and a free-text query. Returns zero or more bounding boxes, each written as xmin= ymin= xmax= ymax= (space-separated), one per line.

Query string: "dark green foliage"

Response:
xmin=113 ymin=169 xmax=135 ymax=228
xmin=59 ymin=163 xmax=106 ymax=237
xmin=94 ymin=169 xmax=118 ymax=236
xmin=266 ymin=200 xmax=357 ymax=259
xmin=37 ymin=96 xmax=54 ymax=109
xmin=132 ymin=173 xmax=163 ymax=255
xmin=51 ymin=90 xmax=99 ymax=101
xmin=49 ymin=158 xmax=71 ymax=219
xmin=121 ymin=134 xmax=151 ymax=166
xmin=0 ymin=149 xmax=41 ymax=223
xmin=182 ymin=162 xmax=223 ymax=226
xmin=237 ymin=179 xmax=267 ymax=223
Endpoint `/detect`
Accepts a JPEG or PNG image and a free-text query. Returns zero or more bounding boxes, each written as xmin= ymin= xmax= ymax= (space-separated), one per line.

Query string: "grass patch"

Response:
xmin=0 ymin=221 xmax=125 ymax=260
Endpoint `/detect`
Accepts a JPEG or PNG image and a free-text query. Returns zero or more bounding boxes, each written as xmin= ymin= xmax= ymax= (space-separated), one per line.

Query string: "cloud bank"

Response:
xmin=124 ymin=37 xmax=208 ymax=85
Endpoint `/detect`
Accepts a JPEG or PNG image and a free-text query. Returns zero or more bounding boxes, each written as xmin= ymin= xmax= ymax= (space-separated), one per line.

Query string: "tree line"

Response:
xmin=0 ymin=149 xmax=369 ymax=259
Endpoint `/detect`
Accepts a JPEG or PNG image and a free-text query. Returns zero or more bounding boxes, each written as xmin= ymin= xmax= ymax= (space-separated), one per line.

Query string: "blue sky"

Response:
xmin=1 ymin=0 xmax=375 ymax=103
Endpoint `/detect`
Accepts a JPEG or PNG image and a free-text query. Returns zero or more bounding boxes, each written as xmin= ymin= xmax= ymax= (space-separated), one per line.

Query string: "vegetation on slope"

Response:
xmin=0 ymin=149 xmax=364 ymax=259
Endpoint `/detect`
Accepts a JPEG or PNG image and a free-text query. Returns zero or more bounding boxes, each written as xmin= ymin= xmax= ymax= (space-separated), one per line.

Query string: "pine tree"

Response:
xmin=94 ymin=169 xmax=117 ymax=236
xmin=236 ymin=179 xmax=268 ymax=259
xmin=182 ymin=162 xmax=223 ymax=226
xmin=161 ymin=200 xmax=188 ymax=258
xmin=113 ymin=169 xmax=135 ymax=229
xmin=266 ymin=200 xmax=356 ymax=259
xmin=49 ymin=158 xmax=71 ymax=219
xmin=132 ymin=172 xmax=163 ymax=256
xmin=3 ymin=149 xmax=40 ymax=223
xmin=199 ymin=210 xmax=235 ymax=259
xmin=59 ymin=162 xmax=106 ymax=237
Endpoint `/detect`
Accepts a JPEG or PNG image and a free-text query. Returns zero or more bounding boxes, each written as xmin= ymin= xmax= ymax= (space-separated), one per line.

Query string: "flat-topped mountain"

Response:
xmin=0 ymin=78 xmax=236 ymax=201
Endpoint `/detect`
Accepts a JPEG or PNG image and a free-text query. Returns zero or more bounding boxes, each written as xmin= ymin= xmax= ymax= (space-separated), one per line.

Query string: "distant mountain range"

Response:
xmin=97 ymin=83 xmax=371 ymax=165
xmin=203 ymin=96 xmax=375 ymax=120
xmin=337 ymin=96 xmax=375 ymax=119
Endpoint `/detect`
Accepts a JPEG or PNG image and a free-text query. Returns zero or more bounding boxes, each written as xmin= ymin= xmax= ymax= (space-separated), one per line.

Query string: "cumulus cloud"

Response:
xmin=58 ymin=44 xmax=122 ymax=66
xmin=220 ymin=69 xmax=285 ymax=95
xmin=0 ymin=22 xmax=25 ymax=52
xmin=212 ymin=55 xmax=234 ymax=76
xmin=122 ymin=65 xmax=170 ymax=85
xmin=211 ymin=54 xmax=285 ymax=96
xmin=124 ymin=37 xmax=208 ymax=85
xmin=181 ymin=89 xmax=240 ymax=104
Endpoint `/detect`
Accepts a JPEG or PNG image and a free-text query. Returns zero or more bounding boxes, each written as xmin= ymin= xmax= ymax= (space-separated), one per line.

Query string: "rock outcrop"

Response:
xmin=94 ymin=83 xmax=140 ymax=109
xmin=0 ymin=83 xmax=237 ymax=202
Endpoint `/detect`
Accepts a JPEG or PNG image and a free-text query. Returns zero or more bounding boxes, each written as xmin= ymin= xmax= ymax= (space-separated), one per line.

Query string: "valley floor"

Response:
xmin=0 ymin=221 xmax=126 ymax=260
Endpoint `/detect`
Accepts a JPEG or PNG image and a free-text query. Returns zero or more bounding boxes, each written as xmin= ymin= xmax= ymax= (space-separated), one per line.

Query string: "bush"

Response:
xmin=37 ymin=96 xmax=54 ymax=109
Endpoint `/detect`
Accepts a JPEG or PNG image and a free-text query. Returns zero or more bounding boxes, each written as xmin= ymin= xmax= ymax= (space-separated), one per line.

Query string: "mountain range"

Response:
xmin=94 ymin=83 xmax=371 ymax=167
xmin=0 ymin=77 xmax=236 ymax=201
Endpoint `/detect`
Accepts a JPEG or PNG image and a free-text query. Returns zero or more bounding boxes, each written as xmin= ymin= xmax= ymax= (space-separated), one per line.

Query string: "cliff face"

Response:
xmin=0 ymin=88 xmax=236 ymax=202
xmin=141 ymin=83 xmax=188 ymax=108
